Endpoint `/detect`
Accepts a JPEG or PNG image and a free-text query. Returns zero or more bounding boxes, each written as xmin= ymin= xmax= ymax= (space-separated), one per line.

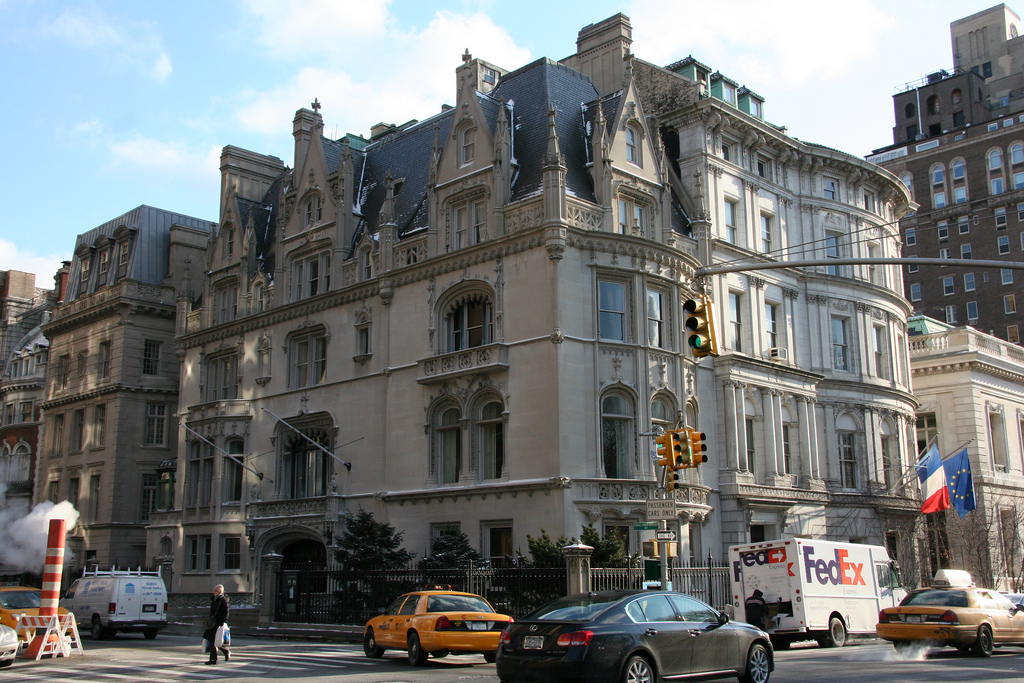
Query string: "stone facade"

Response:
xmin=908 ymin=317 xmax=1024 ymax=590
xmin=38 ymin=206 xmax=213 ymax=573
xmin=152 ymin=14 xmax=918 ymax=613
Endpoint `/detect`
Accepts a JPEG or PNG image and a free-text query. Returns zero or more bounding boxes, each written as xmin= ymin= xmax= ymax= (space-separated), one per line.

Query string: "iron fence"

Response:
xmin=275 ymin=565 xmax=567 ymax=625
xmin=591 ymin=559 xmax=730 ymax=609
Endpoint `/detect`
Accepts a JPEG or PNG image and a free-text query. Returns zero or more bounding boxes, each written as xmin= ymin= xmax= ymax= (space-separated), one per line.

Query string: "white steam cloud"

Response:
xmin=0 ymin=488 xmax=81 ymax=573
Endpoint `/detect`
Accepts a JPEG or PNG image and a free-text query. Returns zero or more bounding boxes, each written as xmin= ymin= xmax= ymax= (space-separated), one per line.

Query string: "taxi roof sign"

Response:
xmin=932 ymin=569 xmax=974 ymax=588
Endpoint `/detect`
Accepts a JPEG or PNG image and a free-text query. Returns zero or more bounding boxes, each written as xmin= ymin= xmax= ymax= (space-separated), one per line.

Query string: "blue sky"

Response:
xmin=0 ymin=0 xmax=997 ymax=281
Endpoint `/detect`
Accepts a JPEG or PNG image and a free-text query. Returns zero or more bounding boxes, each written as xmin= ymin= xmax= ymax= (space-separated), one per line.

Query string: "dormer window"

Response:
xmin=304 ymin=195 xmax=322 ymax=227
xmin=617 ymin=197 xmax=648 ymax=237
xmin=225 ymin=228 xmax=235 ymax=259
xmin=625 ymin=126 xmax=641 ymax=166
xmin=80 ymin=256 xmax=90 ymax=284
xmin=98 ymin=250 xmax=109 ymax=277
xmin=460 ymin=125 xmax=475 ymax=166
xmin=451 ymin=197 xmax=486 ymax=249
xmin=722 ymin=83 xmax=736 ymax=104
xmin=117 ymin=241 xmax=130 ymax=280
xmin=291 ymin=250 xmax=331 ymax=301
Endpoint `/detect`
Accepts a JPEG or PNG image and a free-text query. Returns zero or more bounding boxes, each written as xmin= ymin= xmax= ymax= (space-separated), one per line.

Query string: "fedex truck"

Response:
xmin=728 ymin=538 xmax=905 ymax=649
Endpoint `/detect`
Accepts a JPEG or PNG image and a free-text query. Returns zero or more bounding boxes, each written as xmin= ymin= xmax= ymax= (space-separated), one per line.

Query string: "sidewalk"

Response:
xmin=165 ymin=617 xmax=363 ymax=643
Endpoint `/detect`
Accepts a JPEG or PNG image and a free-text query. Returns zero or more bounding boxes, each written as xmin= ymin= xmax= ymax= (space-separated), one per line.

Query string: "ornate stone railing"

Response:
xmin=417 ymin=343 xmax=509 ymax=384
xmin=910 ymin=326 xmax=1024 ymax=364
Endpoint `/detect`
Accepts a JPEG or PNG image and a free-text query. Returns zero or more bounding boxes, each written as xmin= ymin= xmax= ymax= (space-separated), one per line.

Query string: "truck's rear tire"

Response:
xmin=144 ymin=629 xmax=158 ymax=640
xmin=818 ymin=617 xmax=846 ymax=648
xmin=770 ymin=635 xmax=791 ymax=650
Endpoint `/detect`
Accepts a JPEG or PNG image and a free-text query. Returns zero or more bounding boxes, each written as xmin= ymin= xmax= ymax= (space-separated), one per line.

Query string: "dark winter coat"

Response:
xmin=203 ymin=594 xmax=229 ymax=642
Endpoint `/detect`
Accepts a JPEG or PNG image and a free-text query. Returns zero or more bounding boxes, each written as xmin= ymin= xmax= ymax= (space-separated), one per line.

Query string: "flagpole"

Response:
xmin=886 ymin=434 xmax=939 ymax=496
xmin=887 ymin=437 xmax=974 ymax=496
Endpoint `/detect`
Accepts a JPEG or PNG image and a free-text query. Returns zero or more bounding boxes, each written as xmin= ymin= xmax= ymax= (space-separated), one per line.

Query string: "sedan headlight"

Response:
xmin=0 ymin=627 xmax=17 ymax=645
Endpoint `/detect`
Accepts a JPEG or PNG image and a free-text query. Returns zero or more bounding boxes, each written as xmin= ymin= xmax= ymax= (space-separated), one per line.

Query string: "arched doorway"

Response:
xmin=277 ymin=538 xmax=328 ymax=622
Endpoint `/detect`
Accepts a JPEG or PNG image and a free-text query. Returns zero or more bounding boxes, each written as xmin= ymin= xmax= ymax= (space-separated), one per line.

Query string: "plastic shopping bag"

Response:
xmin=215 ymin=623 xmax=230 ymax=648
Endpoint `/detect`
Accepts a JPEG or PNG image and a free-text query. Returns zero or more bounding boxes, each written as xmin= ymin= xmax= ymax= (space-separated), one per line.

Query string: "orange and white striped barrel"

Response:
xmin=25 ymin=518 xmax=66 ymax=658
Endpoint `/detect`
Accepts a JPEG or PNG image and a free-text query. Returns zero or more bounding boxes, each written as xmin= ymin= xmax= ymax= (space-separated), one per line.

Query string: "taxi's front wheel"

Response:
xmin=363 ymin=628 xmax=384 ymax=658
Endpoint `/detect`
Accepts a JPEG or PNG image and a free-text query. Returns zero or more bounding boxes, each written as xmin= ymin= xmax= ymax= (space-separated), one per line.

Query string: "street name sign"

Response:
xmin=633 ymin=522 xmax=659 ymax=530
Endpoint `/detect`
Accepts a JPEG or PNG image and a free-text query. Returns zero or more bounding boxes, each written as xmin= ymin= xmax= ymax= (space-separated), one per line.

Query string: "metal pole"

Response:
xmin=262 ymin=407 xmax=356 ymax=471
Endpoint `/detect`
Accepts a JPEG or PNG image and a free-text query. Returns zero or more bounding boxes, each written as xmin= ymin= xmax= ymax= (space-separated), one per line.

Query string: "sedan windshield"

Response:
xmin=425 ymin=595 xmax=494 ymax=613
xmin=901 ymin=589 xmax=968 ymax=607
xmin=0 ymin=591 xmax=41 ymax=610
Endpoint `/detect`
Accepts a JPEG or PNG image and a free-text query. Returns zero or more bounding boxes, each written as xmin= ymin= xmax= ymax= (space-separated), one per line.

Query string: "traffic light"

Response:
xmin=655 ymin=430 xmax=676 ymax=469
xmin=687 ymin=428 xmax=708 ymax=466
xmin=683 ymin=294 xmax=719 ymax=358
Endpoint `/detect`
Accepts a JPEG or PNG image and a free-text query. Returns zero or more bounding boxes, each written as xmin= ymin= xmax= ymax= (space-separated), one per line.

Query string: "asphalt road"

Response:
xmin=2 ymin=633 xmax=1024 ymax=683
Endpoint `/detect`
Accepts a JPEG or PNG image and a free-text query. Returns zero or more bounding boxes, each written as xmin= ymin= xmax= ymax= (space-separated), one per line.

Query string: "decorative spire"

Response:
xmin=545 ymin=107 xmax=563 ymax=167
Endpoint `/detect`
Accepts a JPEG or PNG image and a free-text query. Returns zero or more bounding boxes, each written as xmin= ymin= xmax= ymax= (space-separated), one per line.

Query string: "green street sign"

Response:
xmin=634 ymin=522 xmax=659 ymax=530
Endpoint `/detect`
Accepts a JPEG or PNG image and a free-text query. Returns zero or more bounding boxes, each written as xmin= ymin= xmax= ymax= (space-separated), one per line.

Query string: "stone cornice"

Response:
xmin=912 ymin=359 xmax=1024 ymax=385
xmin=40 ymin=383 xmax=177 ymax=410
xmin=180 ymin=220 xmax=703 ymax=349
xmin=378 ymin=476 xmax=572 ymax=505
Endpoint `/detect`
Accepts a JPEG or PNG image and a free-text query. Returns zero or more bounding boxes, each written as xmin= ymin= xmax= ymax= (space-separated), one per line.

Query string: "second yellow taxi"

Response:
xmin=876 ymin=569 xmax=1024 ymax=656
xmin=363 ymin=588 xmax=513 ymax=665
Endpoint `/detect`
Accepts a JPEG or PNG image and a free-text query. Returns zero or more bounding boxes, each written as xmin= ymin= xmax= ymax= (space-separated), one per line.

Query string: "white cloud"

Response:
xmin=152 ymin=52 xmax=172 ymax=82
xmin=629 ymin=0 xmax=895 ymax=88
xmin=39 ymin=7 xmax=173 ymax=82
xmin=235 ymin=9 xmax=532 ymax=143
xmin=0 ymin=238 xmax=69 ymax=282
xmin=108 ymin=136 xmax=221 ymax=184
xmin=244 ymin=0 xmax=394 ymax=58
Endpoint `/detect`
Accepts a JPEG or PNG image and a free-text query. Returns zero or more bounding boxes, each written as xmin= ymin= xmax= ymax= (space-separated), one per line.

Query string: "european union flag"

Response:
xmin=944 ymin=448 xmax=976 ymax=519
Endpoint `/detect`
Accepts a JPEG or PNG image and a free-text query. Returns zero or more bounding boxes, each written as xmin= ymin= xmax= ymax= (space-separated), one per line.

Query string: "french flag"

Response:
xmin=916 ymin=444 xmax=950 ymax=514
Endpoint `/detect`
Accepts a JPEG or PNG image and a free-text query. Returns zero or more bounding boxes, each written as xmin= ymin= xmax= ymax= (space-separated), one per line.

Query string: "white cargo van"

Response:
xmin=728 ymin=538 xmax=906 ymax=649
xmin=61 ymin=569 xmax=168 ymax=640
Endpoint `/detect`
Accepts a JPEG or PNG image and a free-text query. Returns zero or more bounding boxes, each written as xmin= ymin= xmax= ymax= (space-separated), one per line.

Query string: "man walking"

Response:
xmin=204 ymin=584 xmax=230 ymax=665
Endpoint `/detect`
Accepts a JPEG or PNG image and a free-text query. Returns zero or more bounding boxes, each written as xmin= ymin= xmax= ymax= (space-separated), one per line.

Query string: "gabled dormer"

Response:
xmin=603 ymin=65 xmax=665 ymax=240
xmin=433 ymin=52 xmax=502 ymax=254
xmin=289 ymin=106 xmax=332 ymax=238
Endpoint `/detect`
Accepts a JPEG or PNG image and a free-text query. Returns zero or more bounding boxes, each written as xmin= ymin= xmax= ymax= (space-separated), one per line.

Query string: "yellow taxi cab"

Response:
xmin=876 ymin=569 xmax=1024 ymax=656
xmin=363 ymin=587 xmax=513 ymax=665
xmin=0 ymin=587 xmax=71 ymax=647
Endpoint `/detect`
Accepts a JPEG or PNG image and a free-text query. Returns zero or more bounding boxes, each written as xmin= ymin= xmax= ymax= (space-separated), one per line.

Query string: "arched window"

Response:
xmin=932 ymin=165 xmax=944 ymax=185
xmin=1012 ymin=143 xmax=1024 ymax=165
xmin=359 ymin=248 xmax=372 ymax=281
xmin=904 ymin=102 xmax=915 ymax=119
xmin=159 ymin=537 xmax=172 ymax=556
xmin=625 ymin=125 xmax=641 ymax=166
xmin=601 ymin=394 xmax=634 ymax=479
xmin=436 ymin=406 xmax=462 ymax=484
xmin=651 ymin=397 xmax=673 ymax=431
xmin=11 ymin=443 xmax=30 ymax=481
xmin=951 ymin=89 xmax=962 ymax=105
xmin=951 ymin=158 xmax=965 ymax=180
xmin=926 ymin=95 xmax=940 ymax=115
xmin=445 ymin=291 xmax=493 ymax=351
xmin=836 ymin=413 xmax=859 ymax=490
xmin=304 ymin=195 xmax=322 ymax=227
xmin=477 ymin=401 xmax=504 ymax=480
xmin=900 ymin=173 xmax=913 ymax=195
xmin=989 ymin=148 xmax=1003 ymax=171
xmin=459 ymin=125 xmax=475 ymax=166
xmin=224 ymin=438 xmax=244 ymax=503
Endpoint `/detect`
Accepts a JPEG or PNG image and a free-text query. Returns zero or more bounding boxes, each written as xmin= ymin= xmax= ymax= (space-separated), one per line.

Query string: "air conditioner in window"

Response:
xmin=768 ymin=347 xmax=788 ymax=361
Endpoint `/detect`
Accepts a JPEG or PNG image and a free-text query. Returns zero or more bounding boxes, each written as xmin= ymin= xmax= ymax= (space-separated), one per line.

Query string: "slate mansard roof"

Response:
xmin=323 ymin=59 xmax=606 ymax=252
xmin=65 ymin=205 xmax=215 ymax=302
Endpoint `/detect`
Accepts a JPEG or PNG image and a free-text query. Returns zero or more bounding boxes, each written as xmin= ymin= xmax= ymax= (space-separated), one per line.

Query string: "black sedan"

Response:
xmin=496 ymin=590 xmax=772 ymax=683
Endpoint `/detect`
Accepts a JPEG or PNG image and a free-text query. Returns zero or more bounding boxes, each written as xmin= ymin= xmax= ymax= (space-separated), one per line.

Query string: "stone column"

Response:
xmin=562 ymin=544 xmax=594 ymax=595
xmin=725 ymin=381 xmax=739 ymax=470
xmin=258 ymin=552 xmax=284 ymax=628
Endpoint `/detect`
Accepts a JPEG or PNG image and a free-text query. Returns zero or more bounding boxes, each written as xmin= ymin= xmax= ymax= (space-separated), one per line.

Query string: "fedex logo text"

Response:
xmin=802 ymin=545 xmax=865 ymax=586
xmin=732 ymin=547 xmax=787 ymax=582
